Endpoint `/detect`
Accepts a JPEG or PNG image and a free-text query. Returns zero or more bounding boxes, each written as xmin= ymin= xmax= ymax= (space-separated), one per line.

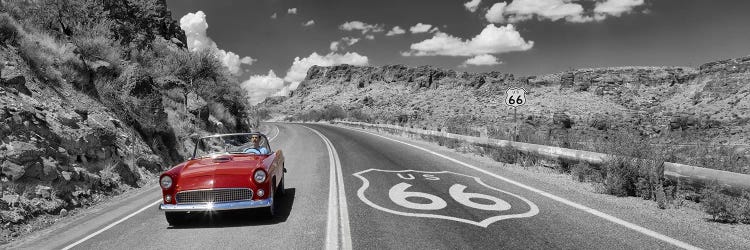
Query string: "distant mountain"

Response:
xmin=261 ymin=56 xmax=750 ymax=172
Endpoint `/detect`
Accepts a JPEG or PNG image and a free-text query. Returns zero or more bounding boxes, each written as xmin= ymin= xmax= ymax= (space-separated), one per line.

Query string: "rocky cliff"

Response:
xmin=0 ymin=0 xmax=250 ymax=243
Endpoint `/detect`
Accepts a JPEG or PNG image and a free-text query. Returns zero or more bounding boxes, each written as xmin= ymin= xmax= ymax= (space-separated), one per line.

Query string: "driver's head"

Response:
xmin=250 ymin=134 xmax=260 ymax=146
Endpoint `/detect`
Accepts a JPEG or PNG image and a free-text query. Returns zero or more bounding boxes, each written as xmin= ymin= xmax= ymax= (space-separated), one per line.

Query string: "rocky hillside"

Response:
xmin=263 ymin=56 xmax=750 ymax=173
xmin=0 ymin=0 xmax=251 ymax=243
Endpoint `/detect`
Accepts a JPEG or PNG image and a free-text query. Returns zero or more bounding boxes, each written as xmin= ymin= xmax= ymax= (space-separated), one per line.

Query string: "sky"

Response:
xmin=165 ymin=0 xmax=750 ymax=104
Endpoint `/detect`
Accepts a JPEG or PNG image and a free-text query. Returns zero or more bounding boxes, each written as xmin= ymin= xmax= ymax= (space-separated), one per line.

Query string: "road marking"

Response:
xmin=63 ymin=133 xmax=284 ymax=249
xmin=338 ymin=125 xmax=700 ymax=250
xmin=62 ymin=199 xmax=162 ymax=250
xmin=353 ymin=169 xmax=538 ymax=227
xmin=305 ymin=126 xmax=352 ymax=250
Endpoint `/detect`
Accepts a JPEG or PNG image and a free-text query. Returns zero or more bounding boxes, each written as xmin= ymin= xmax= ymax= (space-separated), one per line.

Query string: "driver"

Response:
xmin=243 ymin=134 xmax=269 ymax=154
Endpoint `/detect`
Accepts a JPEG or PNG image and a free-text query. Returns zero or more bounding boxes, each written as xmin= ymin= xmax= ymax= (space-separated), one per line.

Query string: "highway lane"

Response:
xmin=10 ymin=122 xmax=749 ymax=249
xmin=306 ymin=124 xmax=684 ymax=249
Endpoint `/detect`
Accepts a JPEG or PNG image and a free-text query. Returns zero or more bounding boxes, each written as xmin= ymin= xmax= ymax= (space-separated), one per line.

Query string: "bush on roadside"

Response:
xmin=0 ymin=13 xmax=20 ymax=45
xmin=700 ymin=185 xmax=750 ymax=223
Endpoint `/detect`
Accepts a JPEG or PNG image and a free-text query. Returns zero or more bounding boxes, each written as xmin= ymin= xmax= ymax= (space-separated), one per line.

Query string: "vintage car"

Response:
xmin=158 ymin=132 xmax=285 ymax=226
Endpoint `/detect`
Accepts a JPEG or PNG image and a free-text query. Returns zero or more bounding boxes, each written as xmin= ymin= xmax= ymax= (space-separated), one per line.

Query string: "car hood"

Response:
xmin=176 ymin=155 xmax=264 ymax=191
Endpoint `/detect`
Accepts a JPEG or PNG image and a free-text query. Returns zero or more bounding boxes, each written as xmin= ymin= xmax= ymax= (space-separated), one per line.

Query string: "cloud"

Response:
xmin=386 ymin=26 xmax=406 ymax=36
xmin=365 ymin=34 xmax=375 ymax=40
xmin=485 ymin=2 xmax=507 ymax=23
xmin=270 ymin=13 xmax=277 ymax=19
xmin=409 ymin=23 xmax=433 ymax=34
xmin=594 ymin=0 xmax=645 ymax=18
xmin=303 ymin=20 xmax=315 ymax=26
xmin=461 ymin=54 xmax=501 ymax=67
xmin=287 ymin=8 xmax=297 ymax=14
xmin=486 ymin=0 xmax=646 ymax=23
xmin=464 ymin=0 xmax=482 ymax=12
xmin=502 ymin=0 xmax=586 ymax=23
xmin=283 ymin=52 xmax=369 ymax=84
xmin=241 ymin=70 xmax=286 ymax=105
xmin=330 ymin=37 xmax=361 ymax=51
xmin=339 ymin=21 xmax=384 ymax=34
xmin=329 ymin=41 xmax=340 ymax=51
xmin=180 ymin=11 xmax=256 ymax=75
xmin=403 ymin=24 xmax=533 ymax=57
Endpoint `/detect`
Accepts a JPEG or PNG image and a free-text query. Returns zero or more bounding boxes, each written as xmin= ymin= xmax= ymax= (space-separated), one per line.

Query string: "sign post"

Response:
xmin=505 ymin=88 xmax=527 ymax=141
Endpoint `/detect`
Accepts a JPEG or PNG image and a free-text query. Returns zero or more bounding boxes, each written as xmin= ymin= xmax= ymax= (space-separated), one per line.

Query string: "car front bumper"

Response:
xmin=159 ymin=198 xmax=272 ymax=212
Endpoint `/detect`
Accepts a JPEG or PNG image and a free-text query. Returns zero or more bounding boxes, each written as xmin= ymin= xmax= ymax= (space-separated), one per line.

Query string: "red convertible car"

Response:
xmin=159 ymin=132 xmax=285 ymax=226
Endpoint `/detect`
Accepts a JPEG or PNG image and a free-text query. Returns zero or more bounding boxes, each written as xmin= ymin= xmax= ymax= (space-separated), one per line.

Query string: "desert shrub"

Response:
xmin=445 ymin=115 xmax=480 ymax=137
xmin=482 ymin=145 xmax=520 ymax=164
xmin=571 ymin=162 xmax=600 ymax=182
xmin=18 ymin=33 xmax=64 ymax=85
xmin=700 ymin=185 xmax=750 ymax=223
xmin=347 ymin=108 xmax=373 ymax=123
xmin=602 ymin=156 xmax=640 ymax=197
xmin=321 ymin=104 xmax=346 ymax=121
xmin=0 ymin=13 xmax=20 ymax=45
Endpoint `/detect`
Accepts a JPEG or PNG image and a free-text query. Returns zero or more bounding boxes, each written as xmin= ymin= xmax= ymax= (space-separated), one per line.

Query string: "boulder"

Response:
xmin=1 ymin=160 xmax=25 ymax=181
xmin=2 ymin=75 xmax=31 ymax=96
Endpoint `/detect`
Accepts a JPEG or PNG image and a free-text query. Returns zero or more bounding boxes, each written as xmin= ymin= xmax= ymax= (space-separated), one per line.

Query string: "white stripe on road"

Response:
xmin=337 ymin=125 xmax=701 ymax=250
xmin=63 ymin=132 xmax=283 ymax=249
xmin=306 ymin=126 xmax=352 ymax=250
xmin=62 ymin=199 xmax=162 ymax=250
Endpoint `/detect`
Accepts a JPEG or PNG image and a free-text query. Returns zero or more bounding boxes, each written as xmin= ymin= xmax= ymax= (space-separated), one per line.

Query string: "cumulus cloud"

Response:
xmin=403 ymin=24 xmax=533 ymax=57
xmin=330 ymin=37 xmax=361 ymax=51
xmin=486 ymin=0 xmax=646 ymax=23
xmin=485 ymin=2 xmax=507 ymax=23
xmin=365 ymin=34 xmax=375 ymax=40
xmin=287 ymin=8 xmax=297 ymax=14
xmin=242 ymin=70 xmax=286 ymax=105
xmin=339 ymin=21 xmax=384 ymax=34
xmin=270 ymin=13 xmax=277 ymax=19
xmin=303 ymin=20 xmax=315 ymax=26
xmin=329 ymin=41 xmax=340 ymax=51
xmin=180 ymin=11 xmax=256 ymax=75
xmin=594 ymin=0 xmax=645 ymax=18
xmin=502 ymin=0 xmax=586 ymax=23
xmin=461 ymin=54 xmax=501 ymax=67
xmin=283 ymin=52 xmax=369 ymax=84
xmin=386 ymin=26 xmax=406 ymax=36
xmin=409 ymin=23 xmax=434 ymax=34
xmin=464 ymin=0 xmax=482 ymax=12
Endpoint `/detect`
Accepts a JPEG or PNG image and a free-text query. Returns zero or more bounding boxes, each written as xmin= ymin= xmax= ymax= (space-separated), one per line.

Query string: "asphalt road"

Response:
xmin=8 ymin=123 xmax=750 ymax=249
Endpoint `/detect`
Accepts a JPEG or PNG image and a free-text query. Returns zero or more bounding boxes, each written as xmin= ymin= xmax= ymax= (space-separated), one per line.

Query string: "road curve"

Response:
xmin=8 ymin=122 xmax=750 ymax=249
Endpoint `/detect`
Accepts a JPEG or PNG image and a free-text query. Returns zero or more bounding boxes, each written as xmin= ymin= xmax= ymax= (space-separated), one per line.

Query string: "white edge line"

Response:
xmin=63 ymin=133 xmax=285 ymax=249
xmin=335 ymin=124 xmax=701 ymax=250
xmin=62 ymin=199 xmax=162 ymax=250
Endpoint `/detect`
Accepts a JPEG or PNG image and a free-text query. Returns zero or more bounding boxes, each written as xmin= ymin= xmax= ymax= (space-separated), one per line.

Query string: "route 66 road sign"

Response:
xmin=505 ymin=87 xmax=526 ymax=107
xmin=353 ymin=169 xmax=539 ymax=227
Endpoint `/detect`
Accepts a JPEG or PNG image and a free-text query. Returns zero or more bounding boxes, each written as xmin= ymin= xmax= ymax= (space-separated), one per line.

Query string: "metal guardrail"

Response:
xmin=335 ymin=121 xmax=750 ymax=192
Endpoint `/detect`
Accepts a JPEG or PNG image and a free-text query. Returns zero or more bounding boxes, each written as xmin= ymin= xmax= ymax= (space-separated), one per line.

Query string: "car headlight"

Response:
xmin=160 ymin=176 xmax=173 ymax=189
xmin=253 ymin=169 xmax=267 ymax=183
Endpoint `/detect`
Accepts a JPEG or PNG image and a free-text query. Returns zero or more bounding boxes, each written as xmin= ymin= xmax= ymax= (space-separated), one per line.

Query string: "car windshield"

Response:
xmin=194 ymin=133 xmax=271 ymax=158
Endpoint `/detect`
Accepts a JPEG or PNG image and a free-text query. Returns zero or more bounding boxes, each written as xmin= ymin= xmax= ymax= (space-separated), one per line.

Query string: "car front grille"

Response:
xmin=176 ymin=188 xmax=253 ymax=204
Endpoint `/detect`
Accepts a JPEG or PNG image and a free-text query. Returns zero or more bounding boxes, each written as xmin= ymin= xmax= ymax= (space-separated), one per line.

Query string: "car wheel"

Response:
xmin=165 ymin=212 xmax=187 ymax=226
xmin=277 ymin=175 xmax=286 ymax=197
xmin=265 ymin=185 xmax=276 ymax=219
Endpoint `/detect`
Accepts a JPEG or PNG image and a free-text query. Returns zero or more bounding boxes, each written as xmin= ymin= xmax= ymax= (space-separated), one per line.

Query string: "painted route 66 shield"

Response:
xmin=353 ymin=169 xmax=539 ymax=227
xmin=505 ymin=87 xmax=526 ymax=107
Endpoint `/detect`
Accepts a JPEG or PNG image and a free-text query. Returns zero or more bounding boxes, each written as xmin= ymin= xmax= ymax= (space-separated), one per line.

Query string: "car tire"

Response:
xmin=277 ymin=175 xmax=286 ymax=197
xmin=265 ymin=186 xmax=276 ymax=219
xmin=165 ymin=212 xmax=187 ymax=226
